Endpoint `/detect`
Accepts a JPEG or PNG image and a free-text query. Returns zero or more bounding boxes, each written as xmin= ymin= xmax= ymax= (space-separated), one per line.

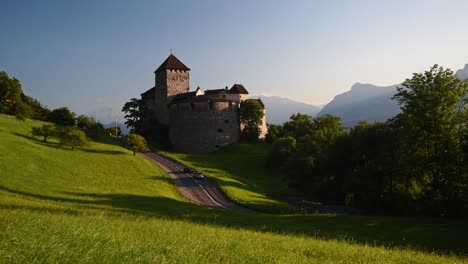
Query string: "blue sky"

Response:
xmin=1 ymin=0 xmax=468 ymax=123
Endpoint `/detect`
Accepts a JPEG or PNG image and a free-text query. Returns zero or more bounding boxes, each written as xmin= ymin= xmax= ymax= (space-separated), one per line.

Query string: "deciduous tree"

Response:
xmin=126 ymin=134 xmax=149 ymax=155
xmin=48 ymin=107 xmax=76 ymax=126
xmin=122 ymin=98 xmax=142 ymax=133
xmin=0 ymin=71 xmax=22 ymax=115
xmin=60 ymin=127 xmax=87 ymax=150
xmin=32 ymin=123 xmax=57 ymax=143
xmin=239 ymin=99 xmax=264 ymax=141
xmin=392 ymin=64 xmax=468 ymax=215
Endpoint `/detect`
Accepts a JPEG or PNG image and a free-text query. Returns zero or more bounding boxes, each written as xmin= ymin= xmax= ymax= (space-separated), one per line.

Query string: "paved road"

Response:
xmin=143 ymin=152 xmax=250 ymax=212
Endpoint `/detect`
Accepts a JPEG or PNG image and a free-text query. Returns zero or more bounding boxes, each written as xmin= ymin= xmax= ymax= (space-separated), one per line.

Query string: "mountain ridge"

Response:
xmin=317 ymin=64 xmax=468 ymax=126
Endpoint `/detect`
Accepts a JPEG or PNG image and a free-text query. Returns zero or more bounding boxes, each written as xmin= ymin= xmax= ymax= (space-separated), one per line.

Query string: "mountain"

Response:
xmin=318 ymin=63 xmax=468 ymax=127
xmin=104 ymin=122 xmax=131 ymax=135
xmin=455 ymin=64 xmax=468 ymax=80
xmin=317 ymin=83 xmax=400 ymax=127
xmin=258 ymin=96 xmax=322 ymax=125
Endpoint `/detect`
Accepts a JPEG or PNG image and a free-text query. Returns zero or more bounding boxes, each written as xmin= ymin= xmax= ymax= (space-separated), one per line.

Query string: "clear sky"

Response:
xmin=1 ymin=0 xmax=468 ymax=123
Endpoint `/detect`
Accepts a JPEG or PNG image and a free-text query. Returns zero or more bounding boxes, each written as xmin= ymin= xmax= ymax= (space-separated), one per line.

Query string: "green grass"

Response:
xmin=161 ymin=143 xmax=296 ymax=213
xmin=1 ymin=114 xmax=467 ymax=263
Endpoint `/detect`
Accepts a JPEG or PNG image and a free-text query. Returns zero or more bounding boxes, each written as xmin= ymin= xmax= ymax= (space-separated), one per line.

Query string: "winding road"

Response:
xmin=143 ymin=152 xmax=250 ymax=212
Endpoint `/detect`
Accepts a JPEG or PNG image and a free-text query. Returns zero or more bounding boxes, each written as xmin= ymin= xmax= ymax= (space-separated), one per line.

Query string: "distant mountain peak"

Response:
xmin=456 ymin=64 xmax=468 ymax=80
xmin=318 ymin=63 xmax=468 ymax=126
xmin=256 ymin=95 xmax=321 ymax=125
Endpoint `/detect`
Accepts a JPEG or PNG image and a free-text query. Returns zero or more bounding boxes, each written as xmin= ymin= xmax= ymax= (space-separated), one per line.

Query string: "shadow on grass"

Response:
xmin=1 ymin=184 xmax=467 ymax=256
xmin=10 ymin=131 xmax=128 ymax=155
xmin=78 ymin=148 xmax=127 ymax=155
xmin=11 ymin=131 xmax=43 ymax=142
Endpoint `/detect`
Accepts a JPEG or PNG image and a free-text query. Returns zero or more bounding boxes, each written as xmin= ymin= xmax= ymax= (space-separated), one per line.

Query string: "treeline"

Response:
xmin=1 ymin=71 xmax=148 ymax=153
xmin=266 ymin=65 xmax=468 ymax=217
xmin=0 ymin=71 xmax=115 ymax=141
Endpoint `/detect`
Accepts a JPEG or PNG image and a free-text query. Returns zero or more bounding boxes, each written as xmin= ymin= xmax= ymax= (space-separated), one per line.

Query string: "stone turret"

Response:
xmin=153 ymin=54 xmax=190 ymax=124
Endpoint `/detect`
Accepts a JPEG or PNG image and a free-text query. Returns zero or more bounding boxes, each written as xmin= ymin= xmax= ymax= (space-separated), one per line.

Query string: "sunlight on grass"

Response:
xmin=161 ymin=144 xmax=296 ymax=213
xmin=0 ymin=115 xmax=467 ymax=263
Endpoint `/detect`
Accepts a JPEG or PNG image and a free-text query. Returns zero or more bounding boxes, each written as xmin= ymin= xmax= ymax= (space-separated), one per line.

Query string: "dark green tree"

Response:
xmin=265 ymin=124 xmax=283 ymax=143
xmin=122 ymin=98 xmax=142 ymax=133
xmin=0 ymin=71 xmax=22 ymax=115
xmin=76 ymin=115 xmax=96 ymax=130
xmin=267 ymin=136 xmax=296 ymax=167
xmin=32 ymin=123 xmax=57 ymax=143
xmin=392 ymin=64 xmax=468 ymax=216
xmin=282 ymin=113 xmax=314 ymax=140
xmin=22 ymin=95 xmax=50 ymax=121
xmin=48 ymin=107 xmax=76 ymax=126
xmin=239 ymin=99 xmax=265 ymax=141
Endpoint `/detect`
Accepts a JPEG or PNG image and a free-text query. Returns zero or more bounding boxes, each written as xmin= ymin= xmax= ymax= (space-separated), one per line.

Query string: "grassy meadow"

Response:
xmin=1 ymin=114 xmax=467 ymax=263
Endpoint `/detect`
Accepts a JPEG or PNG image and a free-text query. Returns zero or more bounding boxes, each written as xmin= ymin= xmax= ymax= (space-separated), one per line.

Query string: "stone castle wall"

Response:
xmin=169 ymin=100 xmax=240 ymax=153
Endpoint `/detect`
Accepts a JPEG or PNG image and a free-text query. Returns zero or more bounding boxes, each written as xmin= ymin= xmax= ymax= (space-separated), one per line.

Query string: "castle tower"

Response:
xmin=153 ymin=54 xmax=190 ymax=124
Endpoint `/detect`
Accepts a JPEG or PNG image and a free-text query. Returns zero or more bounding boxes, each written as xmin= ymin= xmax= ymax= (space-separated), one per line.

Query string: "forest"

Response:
xmin=266 ymin=65 xmax=468 ymax=217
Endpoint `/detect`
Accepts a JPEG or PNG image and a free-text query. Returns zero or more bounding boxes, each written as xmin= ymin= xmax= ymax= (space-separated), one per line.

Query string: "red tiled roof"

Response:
xmin=154 ymin=54 xmax=190 ymax=73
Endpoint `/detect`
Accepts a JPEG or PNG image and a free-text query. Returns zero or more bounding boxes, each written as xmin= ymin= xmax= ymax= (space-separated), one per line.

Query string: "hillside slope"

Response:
xmin=0 ymin=115 xmax=467 ymax=262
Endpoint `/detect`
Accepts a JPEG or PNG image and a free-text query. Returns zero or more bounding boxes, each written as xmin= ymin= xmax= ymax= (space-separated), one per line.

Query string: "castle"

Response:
xmin=140 ymin=54 xmax=267 ymax=153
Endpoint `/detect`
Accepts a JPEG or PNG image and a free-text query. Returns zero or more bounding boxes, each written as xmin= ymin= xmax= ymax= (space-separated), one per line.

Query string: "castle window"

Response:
xmin=218 ymin=128 xmax=223 ymax=133
xmin=224 ymin=120 xmax=229 ymax=124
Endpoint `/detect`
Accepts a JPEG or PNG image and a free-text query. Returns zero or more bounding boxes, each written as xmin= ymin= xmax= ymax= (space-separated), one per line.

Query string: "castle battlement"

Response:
xmin=140 ymin=53 xmax=266 ymax=153
xmin=169 ymin=99 xmax=239 ymax=113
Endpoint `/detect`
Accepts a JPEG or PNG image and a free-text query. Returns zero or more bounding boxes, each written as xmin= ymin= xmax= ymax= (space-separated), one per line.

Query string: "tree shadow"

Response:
xmin=10 ymin=131 xmax=42 ymax=142
xmin=78 ymin=148 xmax=127 ymax=155
xmin=1 ymin=184 xmax=467 ymax=256
xmin=10 ymin=131 xmax=127 ymax=154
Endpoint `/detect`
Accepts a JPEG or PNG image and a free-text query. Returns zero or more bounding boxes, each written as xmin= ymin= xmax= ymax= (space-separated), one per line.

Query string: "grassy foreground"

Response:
xmin=1 ymin=115 xmax=467 ymax=263
xmin=161 ymin=143 xmax=295 ymax=213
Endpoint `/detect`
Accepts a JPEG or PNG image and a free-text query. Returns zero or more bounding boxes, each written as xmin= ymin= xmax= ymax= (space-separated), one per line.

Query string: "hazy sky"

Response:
xmin=1 ymin=0 xmax=468 ymax=123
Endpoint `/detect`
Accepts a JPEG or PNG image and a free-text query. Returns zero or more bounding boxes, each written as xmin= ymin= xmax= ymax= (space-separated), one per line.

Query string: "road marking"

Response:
xmin=150 ymin=153 xmax=228 ymax=210
xmin=194 ymin=180 xmax=228 ymax=209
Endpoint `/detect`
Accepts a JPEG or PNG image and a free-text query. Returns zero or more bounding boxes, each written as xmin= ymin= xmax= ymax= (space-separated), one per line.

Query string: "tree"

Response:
xmin=267 ymin=136 xmax=296 ymax=167
xmin=282 ymin=113 xmax=314 ymax=140
xmin=76 ymin=115 xmax=96 ymax=130
xmin=32 ymin=123 xmax=57 ymax=143
xmin=239 ymin=99 xmax=265 ymax=141
xmin=48 ymin=107 xmax=76 ymax=126
xmin=0 ymin=71 xmax=22 ymax=115
xmin=122 ymin=98 xmax=142 ymax=133
xmin=60 ymin=127 xmax=87 ymax=150
xmin=14 ymin=101 xmax=32 ymax=120
xmin=392 ymin=64 xmax=468 ymax=216
xmin=265 ymin=124 xmax=283 ymax=143
xmin=22 ymin=95 xmax=50 ymax=121
xmin=126 ymin=134 xmax=149 ymax=155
